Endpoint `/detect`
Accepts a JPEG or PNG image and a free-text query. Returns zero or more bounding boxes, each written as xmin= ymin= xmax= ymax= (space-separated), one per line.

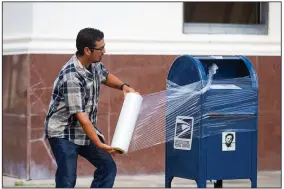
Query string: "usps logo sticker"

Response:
xmin=174 ymin=116 xmax=194 ymax=150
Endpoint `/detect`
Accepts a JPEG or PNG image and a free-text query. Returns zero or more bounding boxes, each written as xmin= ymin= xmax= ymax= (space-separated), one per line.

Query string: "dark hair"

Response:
xmin=76 ymin=28 xmax=104 ymax=56
xmin=225 ymin=133 xmax=234 ymax=141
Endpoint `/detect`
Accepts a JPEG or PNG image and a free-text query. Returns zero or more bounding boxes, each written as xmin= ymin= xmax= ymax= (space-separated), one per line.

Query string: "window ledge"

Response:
xmin=183 ymin=23 xmax=268 ymax=35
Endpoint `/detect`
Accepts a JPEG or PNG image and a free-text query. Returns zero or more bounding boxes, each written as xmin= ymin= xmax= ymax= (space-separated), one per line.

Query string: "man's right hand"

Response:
xmin=76 ymin=112 xmax=120 ymax=156
xmin=98 ymin=143 xmax=119 ymax=156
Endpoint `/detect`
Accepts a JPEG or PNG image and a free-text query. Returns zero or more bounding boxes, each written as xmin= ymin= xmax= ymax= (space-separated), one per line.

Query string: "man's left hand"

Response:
xmin=122 ymin=85 xmax=138 ymax=97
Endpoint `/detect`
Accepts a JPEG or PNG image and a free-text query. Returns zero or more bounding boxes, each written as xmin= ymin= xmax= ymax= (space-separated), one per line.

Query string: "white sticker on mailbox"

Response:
xmin=211 ymin=56 xmax=223 ymax=59
xmin=210 ymin=84 xmax=241 ymax=90
xmin=174 ymin=116 xmax=194 ymax=150
xmin=222 ymin=132 xmax=236 ymax=151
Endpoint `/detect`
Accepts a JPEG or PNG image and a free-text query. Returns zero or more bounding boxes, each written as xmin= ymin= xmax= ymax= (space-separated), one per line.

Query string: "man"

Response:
xmin=225 ymin=133 xmax=234 ymax=148
xmin=44 ymin=27 xmax=136 ymax=188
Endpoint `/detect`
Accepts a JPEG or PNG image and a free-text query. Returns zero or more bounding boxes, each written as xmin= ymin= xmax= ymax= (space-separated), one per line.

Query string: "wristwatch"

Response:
xmin=120 ymin=83 xmax=130 ymax=90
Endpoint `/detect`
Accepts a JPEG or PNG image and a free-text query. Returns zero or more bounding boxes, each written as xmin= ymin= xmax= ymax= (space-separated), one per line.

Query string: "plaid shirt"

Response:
xmin=44 ymin=54 xmax=109 ymax=146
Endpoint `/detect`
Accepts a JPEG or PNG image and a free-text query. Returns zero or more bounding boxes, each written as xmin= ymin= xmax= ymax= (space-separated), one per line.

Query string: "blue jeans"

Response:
xmin=48 ymin=137 xmax=117 ymax=188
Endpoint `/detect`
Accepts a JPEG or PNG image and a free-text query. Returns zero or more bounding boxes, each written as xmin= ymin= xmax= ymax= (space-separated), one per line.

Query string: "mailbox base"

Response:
xmin=165 ymin=177 xmax=257 ymax=188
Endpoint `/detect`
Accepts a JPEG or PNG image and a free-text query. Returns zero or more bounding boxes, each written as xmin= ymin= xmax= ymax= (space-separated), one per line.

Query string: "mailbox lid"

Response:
xmin=167 ymin=55 xmax=207 ymax=87
xmin=196 ymin=56 xmax=258 ymax=115
xmin=195 ymin=56 xmax=258 ymax=89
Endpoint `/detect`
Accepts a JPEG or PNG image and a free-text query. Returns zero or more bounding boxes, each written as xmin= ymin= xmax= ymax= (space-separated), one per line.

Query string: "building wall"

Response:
xmin=3 ymin=55 xmax=30 ymax=179
xmin=3 ymin=2 xmax=281 ymax=55
xmin=3 ymin=2 xmax=281 ymax=180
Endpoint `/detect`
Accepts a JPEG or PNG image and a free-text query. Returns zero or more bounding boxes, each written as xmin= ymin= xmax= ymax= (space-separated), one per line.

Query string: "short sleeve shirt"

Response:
xmin=44 ymin=54 xmax=109 ymax=146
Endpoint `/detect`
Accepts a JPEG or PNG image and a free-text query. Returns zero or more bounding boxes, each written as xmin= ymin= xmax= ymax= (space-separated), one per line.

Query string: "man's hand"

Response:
xmin=122 ymin=85 xmax=138 ymax=97
xmin=76 ymin=112 xmax=120 ymax=156
xmin=98 ymin=143 xmax=120 ymax=156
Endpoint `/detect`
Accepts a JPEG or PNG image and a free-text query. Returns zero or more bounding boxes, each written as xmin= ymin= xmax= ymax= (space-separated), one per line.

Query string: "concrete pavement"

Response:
xmin=3 ymin=171 xmax=281 ymax=188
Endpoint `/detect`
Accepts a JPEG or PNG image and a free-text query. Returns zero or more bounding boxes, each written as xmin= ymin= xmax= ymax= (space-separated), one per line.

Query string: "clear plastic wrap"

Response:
xmin=128 ymin=64 xmax=258 ymax=153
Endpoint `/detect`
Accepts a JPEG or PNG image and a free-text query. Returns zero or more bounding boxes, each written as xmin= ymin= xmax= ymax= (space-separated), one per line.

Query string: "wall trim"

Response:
xmin=3 ymin=35 xmax=281 ymax=56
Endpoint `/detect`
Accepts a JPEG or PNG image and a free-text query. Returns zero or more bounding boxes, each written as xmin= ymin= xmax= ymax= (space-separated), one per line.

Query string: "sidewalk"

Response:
xmin=3 ymin=171 xmax=281 ymax=188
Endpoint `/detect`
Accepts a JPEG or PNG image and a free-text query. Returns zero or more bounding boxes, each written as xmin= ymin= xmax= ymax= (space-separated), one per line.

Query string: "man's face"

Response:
xmin=225 ymin=135 xmax=233 ymax=144
xmin=87 ymin=39 xmax=106 ymax=62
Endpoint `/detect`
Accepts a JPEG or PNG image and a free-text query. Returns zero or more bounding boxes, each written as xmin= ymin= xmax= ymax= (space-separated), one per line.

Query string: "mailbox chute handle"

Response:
xmin=205 ymin=112 xmax=255 ymax=119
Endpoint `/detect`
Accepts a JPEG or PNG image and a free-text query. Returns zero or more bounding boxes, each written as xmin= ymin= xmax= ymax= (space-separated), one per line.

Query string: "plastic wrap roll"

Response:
xmin=111 ymin=92 xmax=143 ymax=154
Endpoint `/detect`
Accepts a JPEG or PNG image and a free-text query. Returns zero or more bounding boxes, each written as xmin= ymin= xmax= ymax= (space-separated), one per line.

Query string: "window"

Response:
xmin=183 ymin=2 xmax=269 ymax=35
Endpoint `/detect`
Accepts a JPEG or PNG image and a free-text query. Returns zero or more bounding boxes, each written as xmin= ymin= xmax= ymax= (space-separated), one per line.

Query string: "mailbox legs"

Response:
xmin=214 ymin=180 xmax=223 ymax=188
xmin=250 ymin=177 xmax=257 ymax=188
xmin=196 ymin=179 xmax=207 ymax=188
xmin=165 ymin=175 xmax=173 ymax=188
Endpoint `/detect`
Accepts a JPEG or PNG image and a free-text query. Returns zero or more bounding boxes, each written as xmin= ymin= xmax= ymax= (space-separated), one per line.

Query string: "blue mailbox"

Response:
xmin=165 ymin=55 xmax=258 ymax=188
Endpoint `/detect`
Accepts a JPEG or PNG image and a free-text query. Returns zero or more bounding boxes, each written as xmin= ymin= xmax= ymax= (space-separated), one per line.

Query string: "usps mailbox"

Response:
xmin=165 ymin=55 xmax=258 ymax=188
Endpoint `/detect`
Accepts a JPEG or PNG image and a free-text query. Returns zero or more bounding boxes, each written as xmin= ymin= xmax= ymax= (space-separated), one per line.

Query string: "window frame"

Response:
xmin=183 ymin=2 xmax=269 ymax=35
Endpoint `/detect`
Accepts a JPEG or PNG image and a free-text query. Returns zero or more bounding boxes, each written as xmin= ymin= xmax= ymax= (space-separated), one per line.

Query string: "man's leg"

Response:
xmin=48 ymin=138 xmax=79 ymax=188
xmin=79 ymin=137 xmax=117 ymax=188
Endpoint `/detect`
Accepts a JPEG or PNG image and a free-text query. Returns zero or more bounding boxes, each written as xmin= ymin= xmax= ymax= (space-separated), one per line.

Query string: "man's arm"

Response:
xmin=76 ymin=112 xmax=116 ymax=154
xmin=63 ymin=79 xmax=117 ymax=155
xmin=75 ymin=112 xmax=104 ymax=148
xmin=105 ymin=73 xmax=136 ymax=95
xmin=104 ymin=73 xmax=125 ymax=90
